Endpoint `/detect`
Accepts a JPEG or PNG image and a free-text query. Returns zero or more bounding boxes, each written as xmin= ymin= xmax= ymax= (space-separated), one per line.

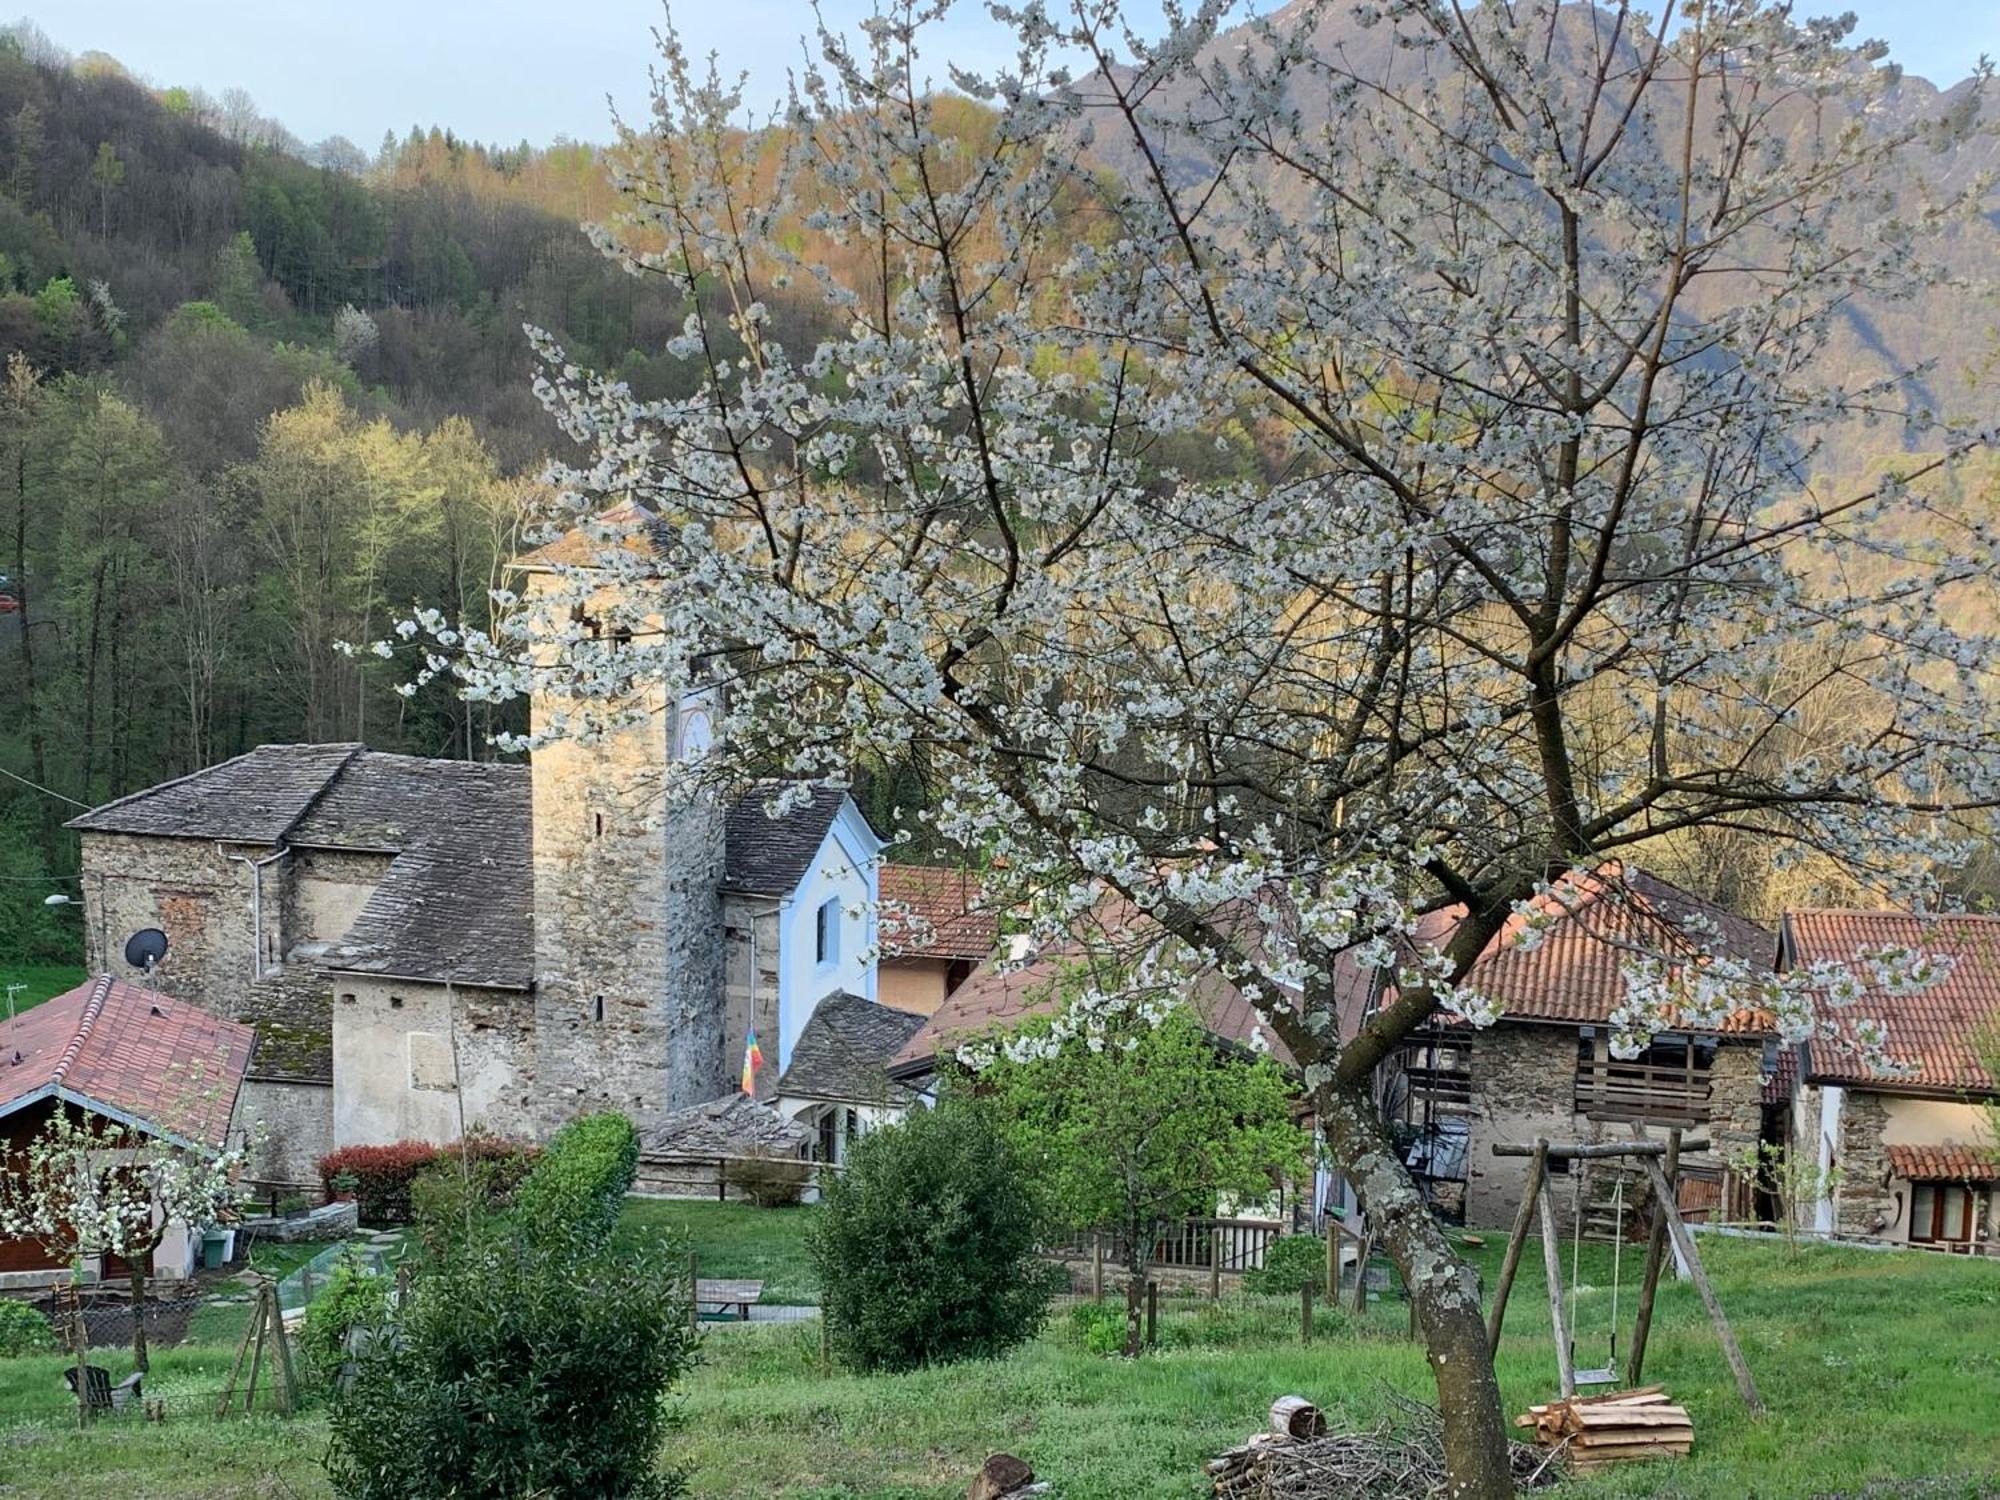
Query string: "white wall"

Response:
xmin=776 ymin=800 xmax=881 ymax=1067
xmin=330 ymin=979 xmax=532 ymax=1147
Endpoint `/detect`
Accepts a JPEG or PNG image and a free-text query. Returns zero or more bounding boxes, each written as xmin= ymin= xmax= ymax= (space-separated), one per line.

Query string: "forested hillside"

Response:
xmin=0 ymin=30 xmax=728 ymax=960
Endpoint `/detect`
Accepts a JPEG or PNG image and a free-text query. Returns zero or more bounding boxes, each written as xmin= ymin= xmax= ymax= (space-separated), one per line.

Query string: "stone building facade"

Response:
xmin=1786 ymin=911 xmax=2000 ymax=1252
xmin=1380 ymin=864 xmax=1782 ymax=1232
xmin=69 ymin=515 xmax=885 ymax=1187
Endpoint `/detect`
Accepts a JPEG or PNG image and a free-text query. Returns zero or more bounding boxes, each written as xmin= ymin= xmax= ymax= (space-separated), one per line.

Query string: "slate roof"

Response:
xmin=1416 ymin=863 xmax=1777 ymax=1034
xmin=0 ymin=976 xmax=254 ymax=1149
xmin=777 ymin=992 xmax=928 ymax=1105
xmin=879 ymin=864 xmax=1000 ymax=963
xmin=66 ymin=743 xmax=364 ymax=843
xmin=639 ymin=1093 xmax=813 ymax=1157
xmin=1786 ymin=911 xmax=2000 ymax=1095
xmin=317 ymin=757 xmax=534 ymax=990
xmin=723 ymin=784 xmax=855 ymax=895
xmin=1885 ymin=1144 xmax=2000 ymax=1182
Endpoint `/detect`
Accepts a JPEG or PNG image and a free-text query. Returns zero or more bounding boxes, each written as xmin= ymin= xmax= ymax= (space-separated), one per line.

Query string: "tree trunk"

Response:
xmin=127 ymin=1261 xmax=149 ymax=1373
xmin=1318 ymin=1082 xmax=1514 ymax=1499
xmin=1123 ymin=1268 xmax=1144 ymax=1359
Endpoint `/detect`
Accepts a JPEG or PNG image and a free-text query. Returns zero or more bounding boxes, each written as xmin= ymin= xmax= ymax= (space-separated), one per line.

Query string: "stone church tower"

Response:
xmin=522 ymin=564 xmax=730 ymax=1124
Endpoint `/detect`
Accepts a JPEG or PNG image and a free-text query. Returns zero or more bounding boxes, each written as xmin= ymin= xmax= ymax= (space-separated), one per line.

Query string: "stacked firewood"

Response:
xmin=1515 ymin=1386 xmax=1693 ymax=1471
xmin=1208 ymin=1395 xmax=1560 ymax=1497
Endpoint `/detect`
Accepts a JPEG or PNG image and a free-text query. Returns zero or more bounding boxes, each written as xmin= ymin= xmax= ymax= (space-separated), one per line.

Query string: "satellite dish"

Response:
xmin=124 ymin=928 xmax=169 ymax=972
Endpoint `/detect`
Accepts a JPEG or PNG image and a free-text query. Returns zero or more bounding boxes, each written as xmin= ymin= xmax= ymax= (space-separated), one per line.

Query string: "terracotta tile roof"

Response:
xmin=1786 ymin=911 xmax=2000 ymax=1094
xmin=1412 ymin=863 xmax=1777 ymax=1034
xmin=0 ymin=977 xmax=254 ymax=1149
xmin=1885 ymin=1144 xmax=2000 ymax=1182
xmin=888 ymin=897 xmax=1330 ymax=1076
xmin=879 ymin=864 xmax=1000 ymax=963
xmin=1761 ymin=1043 xmax=1800 ymax=1106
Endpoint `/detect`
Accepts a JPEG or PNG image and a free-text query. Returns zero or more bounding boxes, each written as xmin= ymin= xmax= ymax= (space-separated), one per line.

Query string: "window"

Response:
xmin=815 ymin=898 xmax=839 ymax=965
xmin=592 ymin=994 xmax=605 ymax=1024
xmin=593 ymin=811 xmax=605 ymax=839
xmin=1398 ymin=1025 xmax=1472 ymax=1106
xmin=1911 ymin=1183 xmax=1976 ymax=1245
xmin=389 ymin=994 xmax=404 ymax=1010
xmin=339 ymin=992 xmax=357 ymax=1005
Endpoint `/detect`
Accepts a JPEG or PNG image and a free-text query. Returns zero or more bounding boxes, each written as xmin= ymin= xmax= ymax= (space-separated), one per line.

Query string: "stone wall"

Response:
xmin=330 ymin=978 xmax=540 ymax=1146
xmin=234 ymin=1077 xmax=335 ymax=1190
xmin=1457 ymin=1022 xmax=1763 ymax=1230
xmin=526 ymin=573 xmax=733 ymax=1131
xmin=82 ymin=832 xmax=344 ymax=1080
xmin=724 ymin=894 xmax=782 ymax=1097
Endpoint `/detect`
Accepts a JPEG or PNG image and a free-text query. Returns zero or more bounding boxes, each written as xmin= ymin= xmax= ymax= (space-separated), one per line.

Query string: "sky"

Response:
xmin=29 ymin=1 xmax=2000 ymax=152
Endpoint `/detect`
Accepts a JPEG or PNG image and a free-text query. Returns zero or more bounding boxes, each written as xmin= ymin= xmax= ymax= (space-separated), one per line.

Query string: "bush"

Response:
xmin=1244 ymin=1233 xmax=1328 ymax=1296
xmin=514 ymin=1113 xmax=639 ymax=1247
xmin=808 ymin=1097 xmax=1058 ymax=1372
xmin=317 ymin=1133 xmax=540 ymax=1226
xmin=730 ymin=1151 xmax=814 ymax=1208
xmin=297 ymin=1250 xmax=391 ymax=1389
xmin=324 ymin=1233 xmax=696 ymax=1500
xmin=316 ymin=1141 xmax=442 ymax=1224
xmin=0 ymin=1299 xmax=57 ymax=1358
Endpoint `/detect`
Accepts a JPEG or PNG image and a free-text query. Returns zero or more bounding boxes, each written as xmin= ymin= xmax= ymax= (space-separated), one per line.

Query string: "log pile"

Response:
xmin=1208 ymin=1394 xmax=1560 ymax=1498
xmin=1514 ymin=1386 xmax=1693 ymax=1471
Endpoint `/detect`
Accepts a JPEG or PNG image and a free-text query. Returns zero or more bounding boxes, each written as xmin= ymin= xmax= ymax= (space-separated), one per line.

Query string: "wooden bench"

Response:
xmin=694 ymin=1278 xmax=764 ymax=1322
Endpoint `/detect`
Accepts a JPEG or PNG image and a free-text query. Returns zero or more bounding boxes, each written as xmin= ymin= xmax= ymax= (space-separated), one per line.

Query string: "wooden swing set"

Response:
xmin=1482 ymin=1127 xmax=1764 ymax=1416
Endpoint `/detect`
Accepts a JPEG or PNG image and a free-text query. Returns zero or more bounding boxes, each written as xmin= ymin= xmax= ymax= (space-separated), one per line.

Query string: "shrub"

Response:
xmin=1244 ymin=1233 xmax=1329 ymax=1297
xmin=730 ymin=1151 xmax=814 ymax=1208
xmin=317 ymin=1134 xmax=539 ymax=1226
xmin=316 ymin=1141 xmax=442 ymax=1224
xmin=809 ymin=1097 xmax=1058 ymax=1372
xmin=297 ymin=1250 xmax=391 ymax=1389
xmin=514 ymin=1113 xmax=639 ymax=1248
xmin=324 ymin=1232 xmax=696 ymax=1500
xmin=0 ymin=1299 xmax=57 ymax=1358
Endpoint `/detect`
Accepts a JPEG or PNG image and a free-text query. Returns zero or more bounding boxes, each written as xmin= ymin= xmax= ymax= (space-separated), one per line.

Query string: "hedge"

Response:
xmin=317 ymin=1134 xmax=540 ymax=1225
xmin=513 ymin=1113 xmax=640 ymax=1247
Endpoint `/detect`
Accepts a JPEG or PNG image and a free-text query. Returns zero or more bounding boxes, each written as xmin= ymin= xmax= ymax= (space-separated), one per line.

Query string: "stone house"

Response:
xmin=1785 ymin=911 xmax=2000 ymax=1252
xmin=772 ymin=990 xmax=928 ymax=1164
xmin=67 ymin=514 xmax=889 ymax=1189
xmin=1380 ymin=865 xmax=1782 ymax=1231
xmin=0 ymin=976 xmax=253 ymax=1285
xmin=876 ymin=863 xmax=999 ymax=1016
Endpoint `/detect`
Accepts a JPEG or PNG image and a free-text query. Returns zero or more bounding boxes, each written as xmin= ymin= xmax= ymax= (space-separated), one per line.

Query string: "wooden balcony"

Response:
xmin=1573 ymin=1058 xmax=1712 ymax=1125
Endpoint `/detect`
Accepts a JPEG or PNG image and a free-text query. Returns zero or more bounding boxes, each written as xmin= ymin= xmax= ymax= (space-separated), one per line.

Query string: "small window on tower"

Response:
xmin=816 ymin=899 xmax=839 ymax=965
xmin=389 ymin=995 xmax=404 ymax=1010
xmin=611 ymin=625 xmax=633 ymax=651
xmin=592 ymin=994 xmax=606 ymax=1024
xmin=593 ymin=811 xmax=605 ymax=839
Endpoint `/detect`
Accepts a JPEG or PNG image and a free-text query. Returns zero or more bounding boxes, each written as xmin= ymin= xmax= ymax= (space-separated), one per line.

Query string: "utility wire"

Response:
xmin=0 ymin=764 xmax=89 ymax=808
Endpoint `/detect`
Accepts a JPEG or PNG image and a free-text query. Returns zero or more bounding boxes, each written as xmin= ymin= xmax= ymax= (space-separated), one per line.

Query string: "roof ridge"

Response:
xmin=273 ymin=743 xmax=369 ymax=845
xmin=49 ymin=975 xmax=113 ymax=1092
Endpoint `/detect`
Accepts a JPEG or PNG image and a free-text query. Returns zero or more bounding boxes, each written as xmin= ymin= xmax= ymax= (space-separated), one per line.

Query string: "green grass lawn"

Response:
xmin=0 ymin=961 xmax=86 ymax=1019
xmin=615 ymin=1197 xmax=822 ymax=1305
xmin=2 ymin=1220 xmax=1997 ymax=1499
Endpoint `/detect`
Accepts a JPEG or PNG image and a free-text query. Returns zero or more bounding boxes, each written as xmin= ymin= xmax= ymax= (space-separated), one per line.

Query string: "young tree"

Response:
xmin=0 ymin=1110 xmax=246 ymax=1393
xmin=409 ymin=3 xmax=1993 ymax=1488
xmin=976 ymin=991 xmax=1308 ymax=1356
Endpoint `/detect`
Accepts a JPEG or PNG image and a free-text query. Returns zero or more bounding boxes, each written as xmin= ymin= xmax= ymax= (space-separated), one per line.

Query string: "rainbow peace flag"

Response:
xmin=741 ymin=1030 xmax=765 ymax=1094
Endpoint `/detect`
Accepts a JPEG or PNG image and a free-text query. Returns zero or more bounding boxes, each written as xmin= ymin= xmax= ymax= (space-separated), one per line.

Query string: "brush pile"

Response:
xmin=1208 ymin=1392 xmax=1561 ymax=1497
xmin=1515 ymin=1386 xmax=1692 ymax=1471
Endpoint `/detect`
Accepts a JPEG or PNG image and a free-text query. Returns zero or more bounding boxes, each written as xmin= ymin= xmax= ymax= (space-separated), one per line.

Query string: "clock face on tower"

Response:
xmin=677 ymin=706 xmax=713 ymax=760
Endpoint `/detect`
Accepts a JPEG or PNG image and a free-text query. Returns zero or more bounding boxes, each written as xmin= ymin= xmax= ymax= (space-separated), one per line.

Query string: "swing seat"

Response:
xmin=1573 ymin=1364 xmax=1619 ymax=1386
